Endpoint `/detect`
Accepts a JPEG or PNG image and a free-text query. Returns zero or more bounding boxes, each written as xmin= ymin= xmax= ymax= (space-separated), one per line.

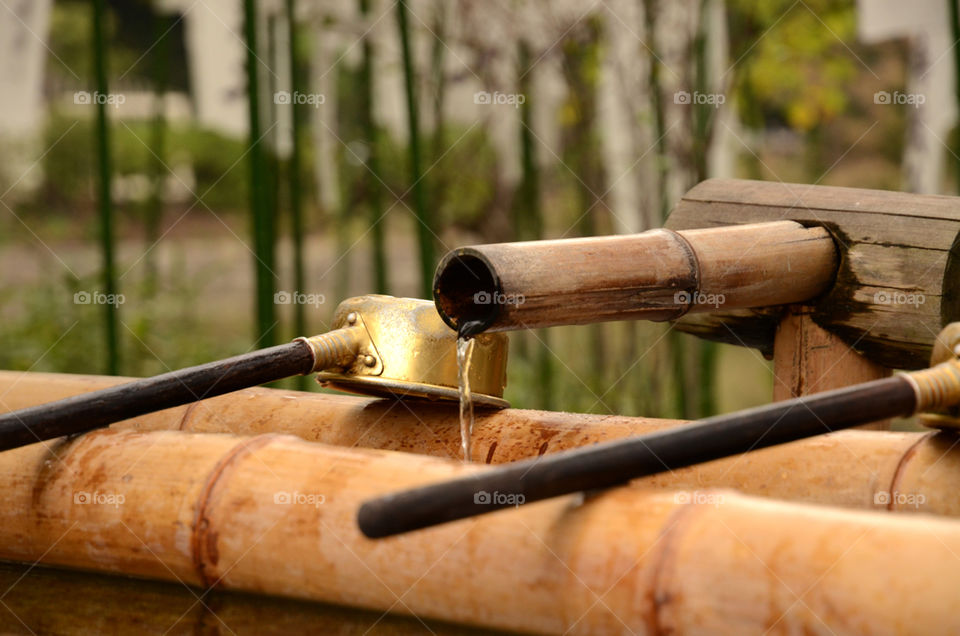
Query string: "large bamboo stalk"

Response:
xmin=2 ymin=429 xmax=960 ymax=634
xmin=2 ymin=371 xmax=959 ymax=516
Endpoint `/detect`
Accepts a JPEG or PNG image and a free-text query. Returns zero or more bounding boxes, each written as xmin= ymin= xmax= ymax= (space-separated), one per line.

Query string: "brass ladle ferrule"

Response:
xmin=314 ymin=296 xmax=509 ymax=408
xmin=912 ymin=323 xmax=960 ymax=428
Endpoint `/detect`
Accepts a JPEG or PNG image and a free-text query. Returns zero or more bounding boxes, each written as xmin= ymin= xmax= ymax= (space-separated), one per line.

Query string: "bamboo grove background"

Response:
xmin=0 ymin=0 xmax=954 ymax=419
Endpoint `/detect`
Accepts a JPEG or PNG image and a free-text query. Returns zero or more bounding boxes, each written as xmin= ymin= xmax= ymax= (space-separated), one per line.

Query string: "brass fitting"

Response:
xmin=313 ymin=296 xmax=509 ymax=408
xmin=908 ymin=323 xmax=960 ymax=428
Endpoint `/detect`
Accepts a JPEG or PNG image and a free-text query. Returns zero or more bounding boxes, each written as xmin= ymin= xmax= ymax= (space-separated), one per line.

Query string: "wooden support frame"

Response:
xmin=665 ymin=178 xmax=960 ymax=370
xmin=773 ymin=305 xmax=892 ymax=428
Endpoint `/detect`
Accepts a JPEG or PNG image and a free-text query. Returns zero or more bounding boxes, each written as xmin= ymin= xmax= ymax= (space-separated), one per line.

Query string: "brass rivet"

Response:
xmin=346 ymin=312 xmax=358 ymax=325
xmin=363 ymin=355 xmax=376 ymax=367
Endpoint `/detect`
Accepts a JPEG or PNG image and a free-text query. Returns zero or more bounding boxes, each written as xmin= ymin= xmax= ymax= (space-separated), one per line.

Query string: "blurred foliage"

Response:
xmin=46 ymin=2 xmax=94 ymax=84
xmin=727 ymin=0 xmax=858 ymax=131
xmin=48 ymin=0 xmax=189 ymax=89
xmin=0 ymin=259 xmax=247 ymax=377
xmin=36 ymin=113 xmax=250 ymax=215
xmin=334 ymin=63 xmax=498 ymax=232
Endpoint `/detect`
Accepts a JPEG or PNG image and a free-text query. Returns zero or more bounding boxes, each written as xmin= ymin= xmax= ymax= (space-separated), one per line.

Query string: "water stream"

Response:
xmin=456 ymin=320 xmax=486 ymax=462
xmin=456 ymin=336 xmax=475 ymax=463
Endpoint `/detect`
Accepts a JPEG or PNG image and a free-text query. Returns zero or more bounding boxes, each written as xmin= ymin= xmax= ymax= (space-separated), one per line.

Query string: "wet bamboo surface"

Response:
xmin=1 ymin=428 xmax=960 ymax=634
xmin=0 ymin=371 xmax=955 ymax=515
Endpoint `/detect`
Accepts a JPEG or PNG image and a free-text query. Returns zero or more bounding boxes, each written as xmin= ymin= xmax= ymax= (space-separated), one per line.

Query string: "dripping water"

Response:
xmin=456 ymin=320 xmax=485 ymax=462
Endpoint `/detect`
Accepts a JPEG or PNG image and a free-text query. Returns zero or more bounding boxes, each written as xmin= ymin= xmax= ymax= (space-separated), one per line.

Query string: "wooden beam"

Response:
xmin=665 ymin=178 xmax=960 ymax=369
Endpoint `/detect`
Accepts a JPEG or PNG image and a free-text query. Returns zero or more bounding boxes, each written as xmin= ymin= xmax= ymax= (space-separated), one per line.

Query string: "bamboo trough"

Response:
xmin=2 ymin=427 xmax=960 ymax=634
xmin=2 ymin=371 xmax=959 ymax=516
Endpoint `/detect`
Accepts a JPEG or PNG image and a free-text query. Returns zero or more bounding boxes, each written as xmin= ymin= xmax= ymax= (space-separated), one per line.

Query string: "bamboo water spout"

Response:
xmin=3 ymin=429 xmax=960 ymax=634
xmin=432 ymin=220 xmax=837 ymax=334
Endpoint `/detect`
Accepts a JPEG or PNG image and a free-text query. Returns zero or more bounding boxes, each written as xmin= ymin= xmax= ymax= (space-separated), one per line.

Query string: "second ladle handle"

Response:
xmin=358 ymin=374 xmax=917 ymax=538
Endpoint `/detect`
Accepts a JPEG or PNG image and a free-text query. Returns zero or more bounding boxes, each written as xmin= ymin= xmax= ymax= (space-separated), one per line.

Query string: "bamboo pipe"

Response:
xmin=3 ymin=371 xmax=960 ymax=516
xmin=5 ymin=429 xmax=960 ymax=634
xmin=359 ymin=355 xmax=960 ymax=537
xmin=432 ymin=220 xmax=837 ymax=334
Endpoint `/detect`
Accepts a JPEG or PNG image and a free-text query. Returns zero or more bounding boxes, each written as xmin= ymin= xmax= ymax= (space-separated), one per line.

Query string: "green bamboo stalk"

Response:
xmin=561 ymin=18 xmax=607 ymax=399
xmin=359 ymin=0 xmax=388 ymax=294
xmin=243 ymin=0 xmax=277 ymax=347
xmin=286 ymin=0 xmax=308 ymax=390
xmin=429 ymin=0 xmax=446 ymax=214
xmin=516 ymin=42 xmax=540 ymax=243
xmin=396 ymin=0 xmax=436 ymax=298
xmin=267 ymin=13 xmax=281 ymax=283
xmin=692 ymin=0 xmax=716 ymax=417
xmin=264 ymin=13 xmax=287 ymax=389
xmin=92 ymin=0 xmax=119 ymax=375
xmin=643 ymin=0 xmax=670 ymax=224
xmin=517 ymin=39 xmax=553 ymax=410
xmin=145 ymin=13 xmax=170 ymax=300
xmin=642 ymin=0 xmax=687 ymax=419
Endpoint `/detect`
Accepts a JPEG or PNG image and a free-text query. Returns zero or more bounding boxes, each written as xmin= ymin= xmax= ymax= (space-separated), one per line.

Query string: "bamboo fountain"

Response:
xmin=2 ymin=178 xmax=960 ymax=634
